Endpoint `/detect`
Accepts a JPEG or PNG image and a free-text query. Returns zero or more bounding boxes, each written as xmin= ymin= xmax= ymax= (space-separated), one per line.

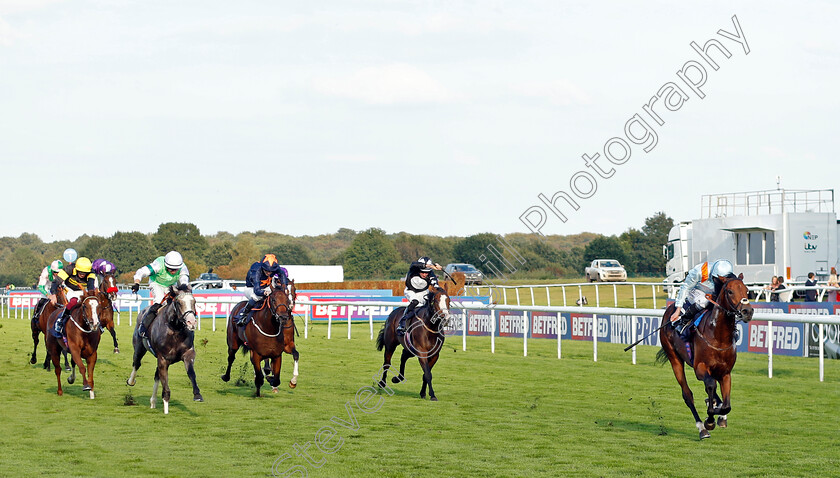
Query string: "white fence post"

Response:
xmin=632 ymin=285 xmax=637 ymax=309
xmin=515 ymin=288 xmax=520 ymax=306
xmin=304 ymin=306 xmax=309 ymax=339
xmin=348 ymin=310 xmax=352 ymax=340
xmin=651 ymin=284 xmax=657 ymax=309
xmin=530 ymin=287 xmax=535 ymax=306
xmin=631 ymin=315 xmax=637 ymax=365
xmin=462 ymin=312 xmax=467 ymax=351
xmin=369 ymin=308 xmax=374 ymax=340
xmin=556 ymin=312 xmax=562 ymax=359
xmin=562 ymin=286 xmax=566 ymax=307
xmin=613 ymin=284 xmax=618 ymax=307
xmin=503 ymin=289 xmax=508 ymax=305
xmin=212 ymin=306 xmax=216 ymax=332
xmin=595 ymin=284 xmax=600 ymax=307
xmin=491 ymin=309 xmax=496 ymax=354
xmin=592 ymin=313 xmax=598 ymax=362
xmin=546 ymin=286 xmax=551 ymax=307
xmin=768 ymin=320 xmax=773 ymax=378
xmin=523 ymin=312 xmax=528 ymax=357
xmin=327 ymin=310 xmax=332 ymax=340
xmin=819 ymin=323 xmax=824 ymax=382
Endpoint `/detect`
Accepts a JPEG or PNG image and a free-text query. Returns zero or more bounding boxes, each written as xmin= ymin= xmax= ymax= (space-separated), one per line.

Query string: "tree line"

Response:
xmin=0 ymin=213 xmax=672 ymax=286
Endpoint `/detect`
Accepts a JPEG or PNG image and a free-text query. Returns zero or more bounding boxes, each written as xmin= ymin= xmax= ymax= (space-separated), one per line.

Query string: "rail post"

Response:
xmin=491 ymin=309 xmax=496 ymax=354
xmin=369 ymin=308 xmax=374 ymax=340
xmin=327 ymin=310 xmax=332 ymax=340
xmin=523 ymin=311 xmax=528 ymax=357
xmin=546 ymin=286 xmax=551 ymax=307
xmin=556 ymin=312 xmax=562 ymax=359
xmin=592 ymin=313 xmax=598 ymax=362
xmin=768 ymin=320 xmax=773 ymax=378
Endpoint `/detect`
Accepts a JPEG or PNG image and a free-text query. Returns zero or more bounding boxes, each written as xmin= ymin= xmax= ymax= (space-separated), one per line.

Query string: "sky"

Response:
xmin=1 ymin=0 xmax=838 ymax=242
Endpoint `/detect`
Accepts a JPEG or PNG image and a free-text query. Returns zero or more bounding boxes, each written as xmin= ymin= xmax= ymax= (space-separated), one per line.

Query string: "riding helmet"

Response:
xmin=50 ymin=260 xmax=63 ymax=272
xmin=261 ymin=254 xmax=280 ymax=272
xmin=710 ymin=260 xmax=733 ymax=279
xmin=75 ymin=257 xmax=93 ymax=273
xmin=164 ymin=251 xmax=184 ymax=270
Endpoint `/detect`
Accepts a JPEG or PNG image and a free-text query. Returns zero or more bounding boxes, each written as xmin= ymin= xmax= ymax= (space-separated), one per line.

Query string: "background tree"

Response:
xmin=80 ymin=235 xmax=109 ymax=260
xmin=100 ymin=231 xmax=156 ymax=281
xmin=151 ymin=222 xmax=208 ymax=263
xmin=453 ymin=233 xmax=498 ymax=266
xmin=205 ymin=241 xmax=234 ymax=269
xmin=343 ymin=228 xmax=401 ymax=280
xmin=582 ymin=236 xmax=628 ymax=267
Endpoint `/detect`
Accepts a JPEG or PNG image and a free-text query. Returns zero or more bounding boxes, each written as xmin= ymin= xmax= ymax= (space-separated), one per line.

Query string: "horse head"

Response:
xmin=80 ymin=291 xmax=101 ymax=329
xmin=168 ymin=285 xmax=197 ymax=331
xmin=717 ymin=273 xmax=754 ymax=322
xmin=268 ymin=283 xmax=293 ymax=323
xmin=99 ymin=273 xmax=119 ymax=301
xmin=428 ymin=286 xmax=452 ymax=330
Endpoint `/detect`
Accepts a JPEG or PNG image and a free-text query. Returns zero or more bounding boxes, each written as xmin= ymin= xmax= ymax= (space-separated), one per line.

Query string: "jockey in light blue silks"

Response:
xmin=670 ymin=259 xmax=734 ymax=334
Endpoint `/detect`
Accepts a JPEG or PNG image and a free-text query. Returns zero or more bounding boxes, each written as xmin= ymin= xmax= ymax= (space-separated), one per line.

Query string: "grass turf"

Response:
xmin=0 ymin=316 xmax=838 ymax=477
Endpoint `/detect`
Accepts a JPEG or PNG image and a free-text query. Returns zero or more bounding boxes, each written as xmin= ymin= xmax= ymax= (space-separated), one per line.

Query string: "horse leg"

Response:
xmin=150 ymin=369 xmax=159 ymax=409
xmin=71 ymin=344 xmax=89 ymax=391
xmin=395 ymin=347 xmax=412 ymax=384
xmin=378 ymin=342 xmax=396 ymax=388
xmin=109 ymin=326 xmax=119 ymax=354
xmin=86 ymin=352 xmax=97 ymax=399
xmin=270 ymin=356 xmax=283 ymax=392
xmin=669 ymin=357 xmax=707 ymax=439
xmin=126 ymin=339 xmax=147 ymax=386
xmin=251 ymin=352 xmax=265 ymax=397
xmin=63 ymin=349 xmax=71 ymax=373
xmin=221 ymin=346 xmax=237 ymax=382
xmin=418 ymin=357 xmax=431 ymax=399
xmin=158 ymin=358 xmax=171 ymax=414
xmin=43 ymin=354 xmax=51 ymax=371
xmin=67 ymin=351 xmax=77 ymax=385
xmin=426 ymin=354 xmax=440 ymax=401
xmin=183 ymin=349 xmax=202 ymax=402
xmin=288 ymin=347 xmax=299 ymax=388
xmin=221 ymin=324 xmax=240 ymax=382
xmin=30 ymin=320 xmax=40 ymax=364
xmin=700 ymin=368 xmax=718 ymax=431
xmin=51 ymin=348 xmax=63 ymax=396
xmin=717 ymin=374 xmax=732 ymax=428
xmin=263 ymin=358 xmax=271 ymax=378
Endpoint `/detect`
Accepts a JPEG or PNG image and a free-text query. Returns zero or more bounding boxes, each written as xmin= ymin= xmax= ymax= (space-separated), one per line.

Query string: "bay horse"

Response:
xmin=30 ymin=294 xmax=72 ymax=372
xmin=126 ymin=285 xmax=202 ymax=414
xmin=261 ymin=280 xmax=299 ymax=385
xmin=222 ymin=281 xmax=296 ymax=396
xmin=44 ymin=290 xmax=101 ymax=398
xmin=656 ymin=273 xmax=754 ymax=439
xmin=376 ymin=286 xmax=451 ymax=401
xmin=97 ymin=271 xmax=120 ymax=353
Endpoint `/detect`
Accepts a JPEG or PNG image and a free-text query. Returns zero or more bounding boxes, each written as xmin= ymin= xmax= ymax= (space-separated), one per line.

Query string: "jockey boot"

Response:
xmin=32 ymin=298 xmax=48 ymax=322
xmin=235 ymin=300 xmax=257 ymax=326
xmin=397 ymin=300 xmax=419 ymax=337
xmin=138 ymin=303 xmax=162 ymax=339
xmin=675 ymin=303 xmax=703 ymax=335
xmin=52 ymin=307 xmax=70 ymax=338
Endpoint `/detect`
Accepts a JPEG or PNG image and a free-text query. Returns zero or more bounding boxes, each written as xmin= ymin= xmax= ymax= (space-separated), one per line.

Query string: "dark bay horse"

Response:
xmin=376 ymin=286 xmax=451 ymax=401
xmin=222 ymin=282 xmax=295 ymax=396
xmin=126 ymin=286 xmax=202 ymax=414
xmin=30 ymin=294 xmax=71 ymax=371
xmin=97 ymin=272 xmax=120 ymax=353
xmin=45 ymin=291 xmax=101 ymax=398
xmin=656 ymin=273 xmax=754 ymax=439
xmin=261 ymin=281 xmax=300 ymax=386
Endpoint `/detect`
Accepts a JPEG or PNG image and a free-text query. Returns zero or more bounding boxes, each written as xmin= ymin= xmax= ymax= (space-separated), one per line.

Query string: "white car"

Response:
xmin=584 ymin=259 xmax=627 ymax=282
xmin=189 ymin=279 xmax=247 ymax=291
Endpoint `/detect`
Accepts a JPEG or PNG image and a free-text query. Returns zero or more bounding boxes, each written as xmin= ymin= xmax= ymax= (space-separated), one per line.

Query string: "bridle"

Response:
xmin=168 ymin=293 xmax=197 ymax=330
xmin=250 ymin=287 xmax=294 ymax=337
xmin=68 ymin=295 xmax=100 ymax=334
xmin=696 ymin=279 xmax=751 ymax=351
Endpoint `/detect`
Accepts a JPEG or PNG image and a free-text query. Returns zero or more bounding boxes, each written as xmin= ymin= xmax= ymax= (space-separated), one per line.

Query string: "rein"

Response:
xmin=249 ymin=291 xmax=293 ymax=338
xmin=696 ymin=285 xmax=748 ymax=351
xmin=69 ymin=296 xmax=100 ymax=334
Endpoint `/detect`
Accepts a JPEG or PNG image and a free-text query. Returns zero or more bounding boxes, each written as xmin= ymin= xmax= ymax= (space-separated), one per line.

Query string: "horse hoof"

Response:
xmin=289 ymin=381 xmax=297 ymax=389
xmin=717 ymin=417 xmax=727 ymax=428
xmin=430 ymin=396 xmax=438 ymax=402
xmin=89 ymin=391 xmax=95 ymax=400
xmin=221 ymin=374 xmax=230 ymax=382
xmin=57 ymin=390 xmax=63 ymax=396
xmin=194 ymin=394 xmax=203 ymax=402
xmin=67 ymin=376 xmax=75 ymax=385
xmin=700 ymin=429 xmax=711 ymax=440
xmin=82 ymin=384 xmax=91 ymax=391
xmin=420 ymin=394 xmax=426 ymax=399
xmin=114 ymin=348 xmax=119 ymax=354
xmin=126 ymin=378 xmax=135 ymax=387
xmin=272 ymin=387 xmax=279 ymax=393
xmin=378 ymin=380 xmax=387 ymax=388
xmin=704 ymin=418 xmax=716 ymax=431
xmin=392 ymin=376 xmax=403 ymax=384
xmin=30 ymin=357 xmax=37 ymax=365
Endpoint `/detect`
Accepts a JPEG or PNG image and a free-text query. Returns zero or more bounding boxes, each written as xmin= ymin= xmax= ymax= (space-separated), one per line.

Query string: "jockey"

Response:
xmin=50 ymin=257 xmax=96 ymax=337
xmin=397 ymin=256 xmax=442 ymax=337
xmin=132 ymin=251 xmax=190 ymax=339
xmin=670 ymin=259 xmax=734 ymax=334
xmin=91 ymin=258 xmax=117 ymax=290
xmin=234 ymin=254 xmax=281 ymax=326
xmin=32 ymin=260 xmax=63 ymax=323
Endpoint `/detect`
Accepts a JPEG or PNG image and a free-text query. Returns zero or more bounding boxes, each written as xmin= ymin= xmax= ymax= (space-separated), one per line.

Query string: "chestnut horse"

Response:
xmin=656 ymin=273 xmax=754 ymax=439
xmin=261 ymin=281 xmax=299 ymax=385
xmin=30 ymin=294 xmax=71 ymax=372
xmin=126 ymin=286 xmax=202 ymax=414
xmin=222 ymin=282 xmax=295 ymax=396
xmin=45 ymin=290 xmax=101 ymax=398
xmin=97 ymin=272 xmax=120 ymax=353
xmin=376 ymin=286 xmax=451 ymax=401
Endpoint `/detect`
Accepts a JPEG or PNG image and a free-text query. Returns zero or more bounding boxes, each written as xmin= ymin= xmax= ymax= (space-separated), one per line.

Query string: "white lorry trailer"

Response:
xmin=664 ymin=189 xmax=839 ymax=286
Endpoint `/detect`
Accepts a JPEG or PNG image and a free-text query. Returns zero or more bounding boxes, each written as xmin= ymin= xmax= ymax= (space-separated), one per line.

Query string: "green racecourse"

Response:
xmin=0 ymin=316 xmax=838 ymax=477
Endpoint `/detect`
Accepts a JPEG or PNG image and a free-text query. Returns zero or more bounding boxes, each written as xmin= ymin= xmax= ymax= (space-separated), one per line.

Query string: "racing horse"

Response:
xmin=30 ymin=293 xmax=72 ymax=372
xmin=222 ymin=281 xmax=295 ymax=396
xmin=126 ymin=285 xmax=203 ymax=414
xmin=96 ymin=271 xmax=120 ymax=353
xmin=44 ymin=290 xmax=101 ymax=398
xmin=656 ymin=273 xmax=754 ymax=439
xmin=261 ymin=280 xmax=299 ymax=388
xmin=376 ymin=285 xmax=451 ymax=401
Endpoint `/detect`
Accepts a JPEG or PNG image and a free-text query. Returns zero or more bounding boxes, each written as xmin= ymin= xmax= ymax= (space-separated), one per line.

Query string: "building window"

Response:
xmin=735 ymin=231 xmax=775 ymax=265
xmin=764 ymin=231 xmax=775 ymax=264
xmin=736 ymin=233 xmax=748 ymax=265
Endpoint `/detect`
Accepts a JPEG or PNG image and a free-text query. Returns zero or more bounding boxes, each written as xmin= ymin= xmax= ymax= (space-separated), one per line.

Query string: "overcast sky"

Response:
xmin=1 ymin=0 xmax=837 ymax=242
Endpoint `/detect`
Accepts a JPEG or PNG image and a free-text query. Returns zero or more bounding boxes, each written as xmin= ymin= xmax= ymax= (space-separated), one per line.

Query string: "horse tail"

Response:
xmin=375 ymin=324 xmax=386 ymax=351
xmin=240 ymin=343 xmax=250 ymax=355
xmin=654 ymin=347 xmax=669 ymax=366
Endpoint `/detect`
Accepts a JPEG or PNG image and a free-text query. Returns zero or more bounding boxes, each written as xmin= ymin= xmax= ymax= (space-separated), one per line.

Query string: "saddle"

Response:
xmin=675 ymin=310 xmax=708 ymax=367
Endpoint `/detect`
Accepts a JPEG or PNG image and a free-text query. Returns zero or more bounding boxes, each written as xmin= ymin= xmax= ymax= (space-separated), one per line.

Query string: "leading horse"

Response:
xmin=656 ymin=273 xmax=753 ymax=439
xmin=222 ymin=281 xmax=296 ymax=396
xmin=376 ymin=286 xmax=451 ymax=401
xmin=126 ymin=285 xmax=203 ymax=414
xmin=44 ymin=290 xmax=102 ymax=398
